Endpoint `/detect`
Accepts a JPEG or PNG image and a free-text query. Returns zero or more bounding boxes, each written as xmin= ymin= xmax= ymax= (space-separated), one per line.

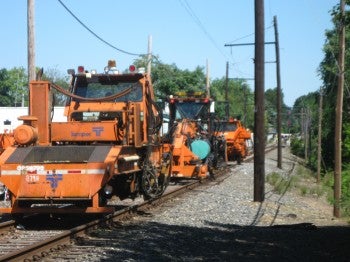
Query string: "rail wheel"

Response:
xmin=237 ymin=154 xmax=242 ymax=165
xmin=223 ymin=141 xmax=228 ymax=163
xmin=141 ymin=164 xmax=165 ymax=200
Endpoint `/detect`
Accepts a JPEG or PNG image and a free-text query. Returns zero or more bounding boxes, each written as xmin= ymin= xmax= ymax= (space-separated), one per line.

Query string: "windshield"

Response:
xmin=73 ymin=76 xmax=143 ymax=102
xmin=214 ymin=122 xmax=237 ymax=132
xmin=175 ymin=102 xmax=208 ymax=119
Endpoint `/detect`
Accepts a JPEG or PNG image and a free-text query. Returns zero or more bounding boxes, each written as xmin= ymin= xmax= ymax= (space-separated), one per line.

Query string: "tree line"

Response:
xmin=0 ymin=59 xmax=291 ymax=133
xmin=290 ymin=2 xmax=350 ymax=215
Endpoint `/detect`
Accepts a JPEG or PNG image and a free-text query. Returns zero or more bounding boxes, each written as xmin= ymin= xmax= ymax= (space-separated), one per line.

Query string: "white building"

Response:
xmin=0 ymin=107 xmax=66 ymax=133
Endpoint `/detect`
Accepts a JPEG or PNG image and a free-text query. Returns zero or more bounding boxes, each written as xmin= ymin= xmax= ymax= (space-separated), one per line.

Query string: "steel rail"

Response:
xmin=0 ymin=180 xmax=200 ymax=261
xmin=0 ymin=220 xmax=15 ymax=234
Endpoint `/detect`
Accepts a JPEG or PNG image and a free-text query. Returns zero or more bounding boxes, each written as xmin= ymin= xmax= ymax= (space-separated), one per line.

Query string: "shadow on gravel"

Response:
xmin=77 ymin=221 xmax=350 ymax=261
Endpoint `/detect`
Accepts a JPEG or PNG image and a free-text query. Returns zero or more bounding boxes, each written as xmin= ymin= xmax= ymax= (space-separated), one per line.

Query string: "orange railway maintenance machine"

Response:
xmin=163 ymin=91 xmax=217 ymax=179
xmin=0 ymin=61 xmax=171 ymax=216
xmin=213 ymin=118 xmax=252 ymax=164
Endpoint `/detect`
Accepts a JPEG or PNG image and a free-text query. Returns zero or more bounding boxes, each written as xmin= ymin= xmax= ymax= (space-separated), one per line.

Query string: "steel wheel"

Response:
xmin=141 ymin=165 xmax=162 ymax=200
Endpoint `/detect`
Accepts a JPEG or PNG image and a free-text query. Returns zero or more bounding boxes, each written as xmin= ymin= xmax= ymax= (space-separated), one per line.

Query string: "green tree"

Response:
xmin=318 ymin=1 xmax=350 ymax=168
xmin=0 ymin=69 xmax=12 ymax=106
xmin=134 ymin=56 xmax=206 ymax=98
xmin=291 ymin=91 xmax=320 ymax=168
xmin=0 ymin=67 xmax=27 ymax=106
xmin=134 ymin=56 xmax=256 ymax=128
xmin=41 ymin=67 xmax=70 ymax=106
xmin=265 ymin=88 xmax=277 ymax=130
xmin=210 ymin=78 xmax=254 ymax=128
xmin=265 ymin=87 xmax=291 ymax=134
xmin=297 ymin=1 xmax=350 ymax=215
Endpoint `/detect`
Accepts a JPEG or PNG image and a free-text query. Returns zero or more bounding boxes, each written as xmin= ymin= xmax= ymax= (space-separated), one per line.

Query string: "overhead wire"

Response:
xmin=225 ymin=24 xmax=274 ymax=82
xmin=57 ymin=0 xmax=145 ymax=56
xmin=225 ymin=25 xmax=273 ymax=45
xmin=177 ymin=0 xmax=229 ymax=60
xmin=301 ymin=1 xmax=349 ymax=99
xmin=322 ymin=15 xmax=350 ymax=99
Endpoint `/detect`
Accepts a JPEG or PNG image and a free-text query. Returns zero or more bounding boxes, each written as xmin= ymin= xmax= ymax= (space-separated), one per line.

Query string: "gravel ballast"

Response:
xmin=9 ymin=147 xmax=350 ymax=261
xmin=63 ymin=147 xmax=350 ymax=262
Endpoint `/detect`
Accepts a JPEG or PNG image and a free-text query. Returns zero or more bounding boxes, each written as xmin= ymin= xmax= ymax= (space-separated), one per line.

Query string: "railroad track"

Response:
xmin=0 ymin=179 xmax=204 ymax=261
xmin=0 ymin=146 xmax=273 ymax=261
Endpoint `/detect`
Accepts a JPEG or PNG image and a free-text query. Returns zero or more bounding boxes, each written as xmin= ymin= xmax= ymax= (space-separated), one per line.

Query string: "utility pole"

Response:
xmin=305 ymin=108 xmax=310 ymax=162
xmin=147 ymin=35 xmax=152 ymax=76
xmin=274 ymin=15 xmax=282 ymax=169
xmin=243 ymin=84 xmax=247 ymax=124
xmin=317 ymin=87 xmax=323 ymax=184
xmin=254 ymin=0 xmax=265 ymax=202
xmin=301 ymin=107 xmax=310 ymax=162
xmin=224 ymin=2 xmax=270 ymax=201
xmin=27 ymin=0 xmax=36 ymax=83
xmin=206 ymin=59 xmax=210 ymax=97
xmin=334 ymin=0 xmax=345 ymax=218
xmin=225 ymin=61 xmax=229 ymax=119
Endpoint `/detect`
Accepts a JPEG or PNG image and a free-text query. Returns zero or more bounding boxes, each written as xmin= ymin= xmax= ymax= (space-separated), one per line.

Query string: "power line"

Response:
xmin=326 ymin=38 xmax=350 ymax=98
xmin=57 ymin=0 xmax=145 ymax=56
xmin=225 ymin=32 xmax=256 ymax=45
xmin=177 ymin=0 xmax=228 ymax=60
xmin=225 ymin=25 xmax=273 ymax=45
xmin=225 ymin=25 xmax=274 ymax=84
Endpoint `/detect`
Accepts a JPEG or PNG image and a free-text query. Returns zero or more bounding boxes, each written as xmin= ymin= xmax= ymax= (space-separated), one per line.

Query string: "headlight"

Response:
xmin=103 ymin=185 xmax=113 ymax=195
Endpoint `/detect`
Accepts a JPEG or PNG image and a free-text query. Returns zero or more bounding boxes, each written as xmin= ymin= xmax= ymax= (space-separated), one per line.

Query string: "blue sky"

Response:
xmin=0 ymin=1 xmax=339 ymax=107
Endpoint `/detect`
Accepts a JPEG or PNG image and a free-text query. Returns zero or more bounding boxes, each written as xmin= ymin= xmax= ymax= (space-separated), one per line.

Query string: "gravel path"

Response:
xmin=55 ymin=147 xmax=350 ymax=262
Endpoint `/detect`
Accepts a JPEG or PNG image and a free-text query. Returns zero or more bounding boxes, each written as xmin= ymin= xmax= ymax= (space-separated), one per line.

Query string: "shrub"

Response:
xmin=290 ymin=137 xmax=304 ymax=158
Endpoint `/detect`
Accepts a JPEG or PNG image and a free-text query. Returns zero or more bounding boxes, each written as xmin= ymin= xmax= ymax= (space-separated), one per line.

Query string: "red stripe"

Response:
xmin=67 ymin=170 xmax=81 ymax=174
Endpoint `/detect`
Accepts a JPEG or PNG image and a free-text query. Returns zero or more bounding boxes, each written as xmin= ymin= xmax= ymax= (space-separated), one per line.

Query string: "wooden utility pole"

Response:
xmin=27 ymin=0 xmax=36 ymax=83
xmin=317 ymin=87 xmax=323 ymax=184
xmin=147 ymin=35 xmax=152 ymax=76
xmin=301 ymin=107 xmax=310 ymax=162
xmin=305 ymin=108 xmax=310 ymax=162
xmin=274 ymin=16 xmax=282 ymax=169
xmin=206 ymin=59 xmax=210 ymax=97
xmin=243 ymin=85 xmax=247 ymax=124
xmin=225 ymin=61 xmax=229 ymax=119
xmin=253 ymin=0 xmax=265 ymax=202
xmin=334 ymin=0 xmax=345 ymax=218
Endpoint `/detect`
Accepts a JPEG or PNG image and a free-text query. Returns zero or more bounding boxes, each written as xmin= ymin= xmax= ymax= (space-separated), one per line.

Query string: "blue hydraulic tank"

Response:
xmin=190 ymin=139 xmax=211 ymax=160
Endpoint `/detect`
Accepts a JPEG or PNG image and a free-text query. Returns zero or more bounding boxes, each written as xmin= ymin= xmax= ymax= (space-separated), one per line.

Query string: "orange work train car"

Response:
xmin=0 ymin=61 xmax=171 ymax=217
